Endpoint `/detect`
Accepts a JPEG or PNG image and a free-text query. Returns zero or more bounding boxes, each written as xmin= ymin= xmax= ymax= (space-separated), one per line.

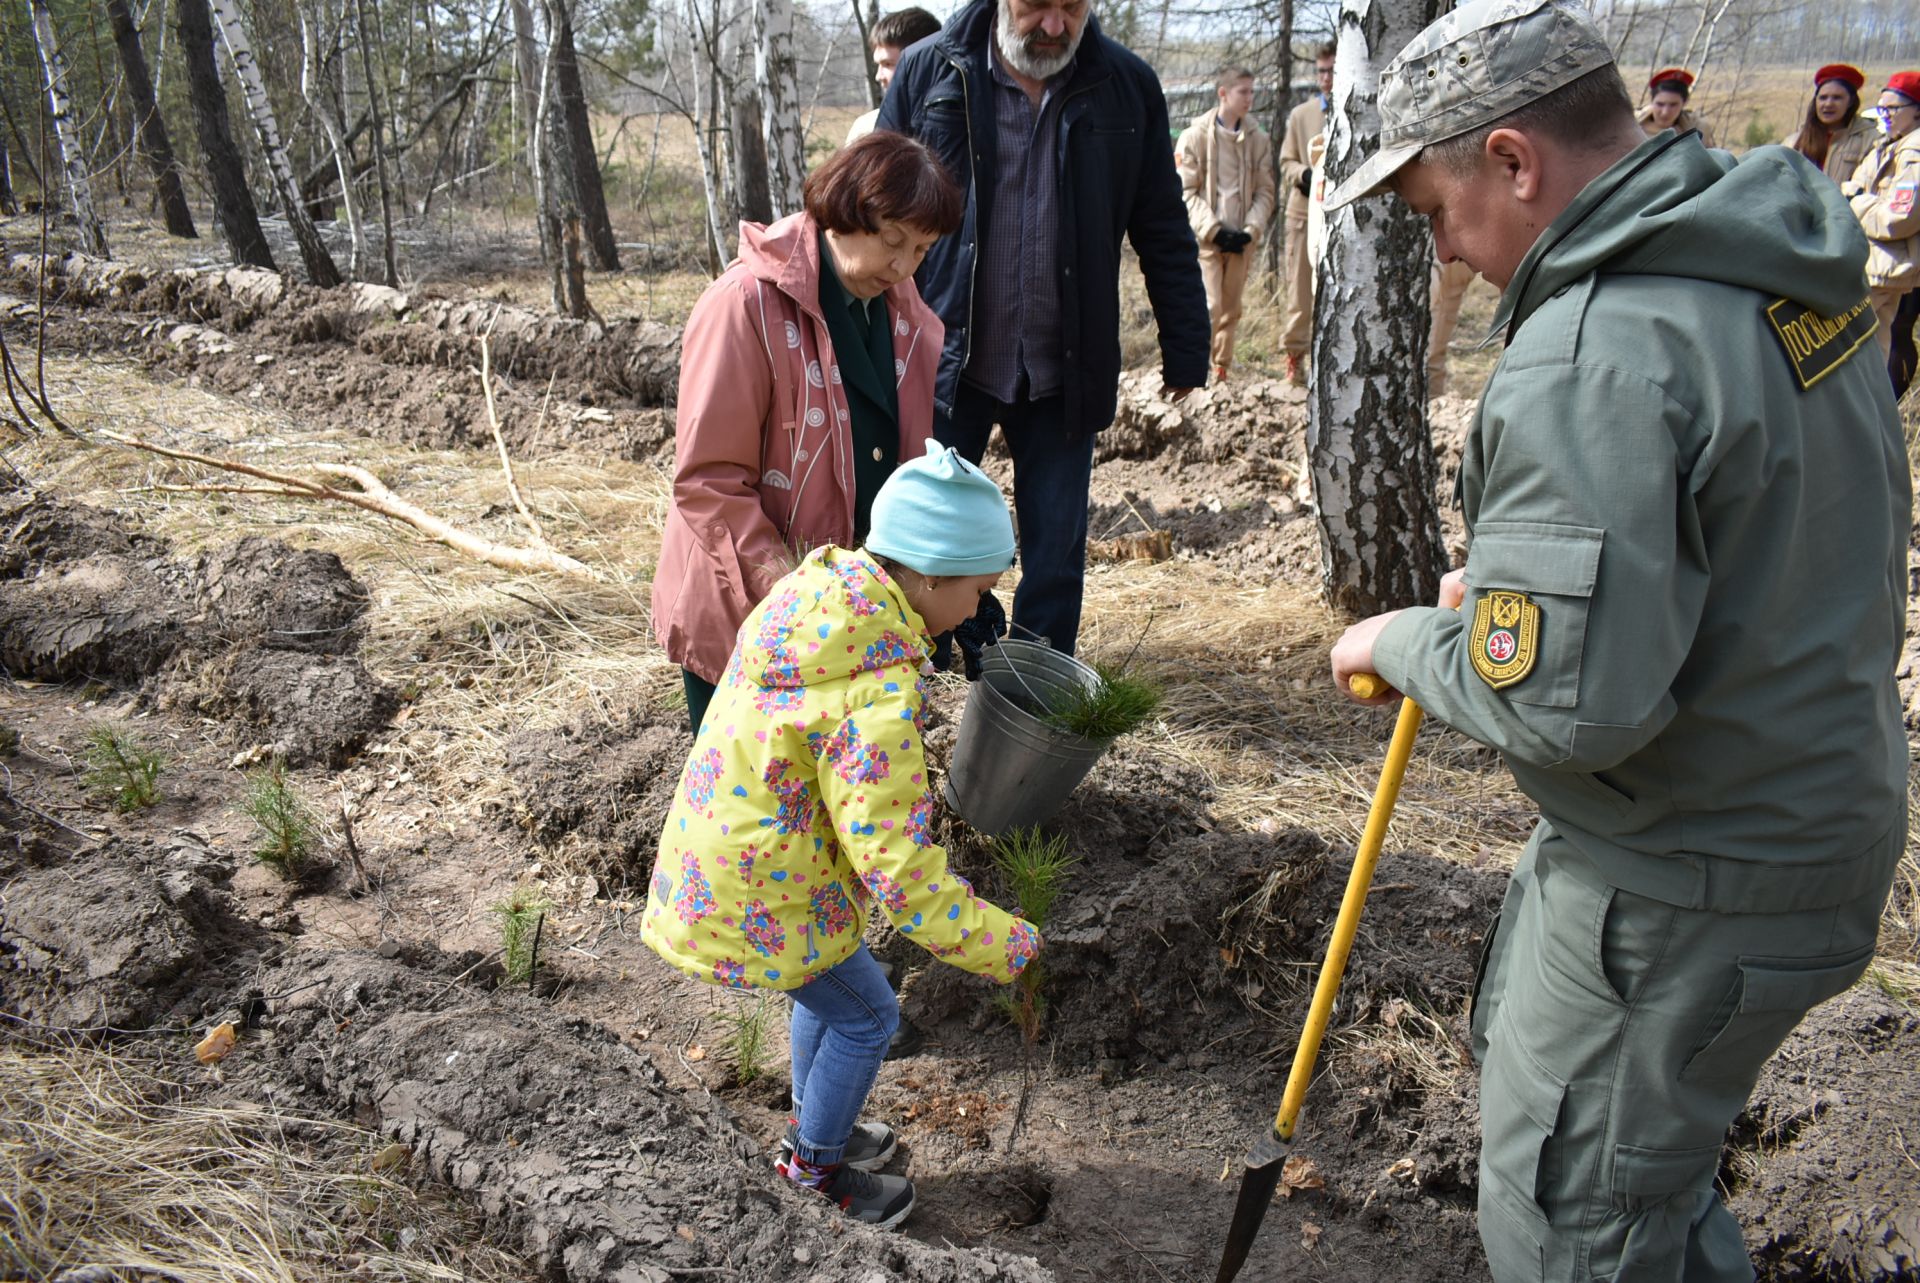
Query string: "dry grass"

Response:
xmin=11 ymin=352 xmax=678 ymax=822
xmin=0 ymin=1038 xmax=525 ymax=1283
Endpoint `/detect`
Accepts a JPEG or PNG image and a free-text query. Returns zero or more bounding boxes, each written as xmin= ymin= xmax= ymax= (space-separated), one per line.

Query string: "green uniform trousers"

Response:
xmin=1471 ymin=824 xmax=1889 ymax=1283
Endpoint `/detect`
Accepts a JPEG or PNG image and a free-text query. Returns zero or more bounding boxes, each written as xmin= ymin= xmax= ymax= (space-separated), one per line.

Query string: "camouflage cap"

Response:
xmin=1323 ymin=0 xmax=1614 ymax=210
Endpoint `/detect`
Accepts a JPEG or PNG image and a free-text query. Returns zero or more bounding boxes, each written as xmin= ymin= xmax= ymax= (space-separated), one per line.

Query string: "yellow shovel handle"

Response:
xmin=1272 ymin=678 xmax=1423 ymax=1140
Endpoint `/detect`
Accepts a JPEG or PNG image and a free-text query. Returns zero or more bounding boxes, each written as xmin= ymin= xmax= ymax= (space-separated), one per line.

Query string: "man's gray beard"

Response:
xmin=995 ymin=0 xmax=1084 ymax=81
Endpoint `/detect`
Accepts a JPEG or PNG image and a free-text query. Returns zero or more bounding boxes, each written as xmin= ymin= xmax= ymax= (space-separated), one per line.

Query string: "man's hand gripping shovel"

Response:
xmin=1213 ymin=670 xmax=1423 ymax=1282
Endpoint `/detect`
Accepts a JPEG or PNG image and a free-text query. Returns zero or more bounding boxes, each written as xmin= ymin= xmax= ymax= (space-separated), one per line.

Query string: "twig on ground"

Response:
xmin=478 ymin=329 xmax=552 ymax=550
xmin=337 ymin=790 xmax=373 ymax=894
xmin=95 ymin=429 xmax=598 ymax=580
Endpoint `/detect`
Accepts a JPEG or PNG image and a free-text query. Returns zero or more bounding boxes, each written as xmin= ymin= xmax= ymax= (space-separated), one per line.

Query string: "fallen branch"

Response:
xmin=96 ymin=430 xmax=599 ymax=580
xmin=477 ymin=330 xmax=551 ymax=550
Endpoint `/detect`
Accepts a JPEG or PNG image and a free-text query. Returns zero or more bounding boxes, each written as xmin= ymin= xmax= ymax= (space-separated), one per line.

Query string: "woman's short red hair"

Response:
xmin=802 ymin=132 xmax=962 ymax=237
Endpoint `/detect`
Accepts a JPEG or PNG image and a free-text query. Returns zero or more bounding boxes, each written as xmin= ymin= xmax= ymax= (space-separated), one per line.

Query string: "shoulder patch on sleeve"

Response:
xmin=1470 ymin=590 xmax=1540 ymax=689
xmin=1764 ymin=295 xmax=1877 ymax=390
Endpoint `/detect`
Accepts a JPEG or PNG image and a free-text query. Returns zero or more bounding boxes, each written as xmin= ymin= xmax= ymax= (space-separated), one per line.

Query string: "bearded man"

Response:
xmin=877 ymin=0 xmax=1208 ymax=658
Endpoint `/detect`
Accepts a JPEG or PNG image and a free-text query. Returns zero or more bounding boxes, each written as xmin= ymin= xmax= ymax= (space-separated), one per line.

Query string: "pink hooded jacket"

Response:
xmin=652 ymin=212 xmax=944 ymax=682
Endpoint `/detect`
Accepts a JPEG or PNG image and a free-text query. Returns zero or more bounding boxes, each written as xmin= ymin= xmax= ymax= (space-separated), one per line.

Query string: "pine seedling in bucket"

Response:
xmin=1040 ymin=662 xmax=1162 ymax=741
xmin=492 ymin=887 xmax=552 ymax=985
xmin=81 ymin=723 xmax=165 ymax=812
xmin=992 ymin=827 xmax=1078 ymax=1148
xmin=242 ymin=759 xmax=321 ymax=880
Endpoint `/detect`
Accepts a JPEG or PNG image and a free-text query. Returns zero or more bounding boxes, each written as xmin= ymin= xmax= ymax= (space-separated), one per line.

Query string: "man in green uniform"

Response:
xmin=1323 ymin=1 xmax=1910 ymax=1279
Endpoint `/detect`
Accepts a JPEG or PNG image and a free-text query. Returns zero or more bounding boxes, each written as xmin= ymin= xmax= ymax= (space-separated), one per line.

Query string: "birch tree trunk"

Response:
xmin=208 ymin=0 xmax=340 ymax=284
xmin=1264 ymin=0 xmax=1295 ymax=278
xmin=353 ymin=0 xmax=399 ymax=285
xmin=0 ymin=130 xmax=14 ymax=214
xmin=850 ymin=0 xmax=881 ymax=110
xmin=1308 ymin=0 xmax=1446 ymax=616
xmin=27 ymin=0 xmax=110 ymax=257
xmin=106 ymin=0 xmax=196 ymax=237
xmin=752 ymin=0 xmax=806 ymax=218
xmin=299 ymin=10 xmax=363 ymax=274
xmin=511 ymin=0 xmax=560 ymax=278
xmin=177 ymin=0 xmax=275 ymax=268
xmin=724 ymin=1 xmax=772 ymax=225
xmin=547 ymin=0 xmax=619 ymax=270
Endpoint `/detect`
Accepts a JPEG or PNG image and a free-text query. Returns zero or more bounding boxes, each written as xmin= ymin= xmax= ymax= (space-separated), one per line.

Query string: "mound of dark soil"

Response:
xmin=0 ymin=810 xmax=277 ymax=1031
xmin=251 ymin=948 xmax=1051 ymax=1283
xmin=5 ymin=249 xmax=680 ymax=463
xmin=504 ymin=700 xmax=693 ymax=884
xmin=1734 ymin=988 xmax=1920 ymax=1280
xmin=0 ymin=492 xmax=395 ymax=763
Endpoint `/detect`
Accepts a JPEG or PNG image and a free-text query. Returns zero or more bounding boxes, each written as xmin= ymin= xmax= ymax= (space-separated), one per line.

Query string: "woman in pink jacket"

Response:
xmin=654 ymin=133 xmax=960 ymax=732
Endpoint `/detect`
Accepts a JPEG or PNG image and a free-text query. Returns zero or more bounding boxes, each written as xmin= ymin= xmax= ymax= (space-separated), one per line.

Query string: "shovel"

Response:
xmin=1214 ymin=673 xmax=1424 ymax=1282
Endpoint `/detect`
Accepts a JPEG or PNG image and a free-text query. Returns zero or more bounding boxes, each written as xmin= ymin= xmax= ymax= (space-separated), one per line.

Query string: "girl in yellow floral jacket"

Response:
xmin=642 ymin=442 xmax=1039 ymax=1229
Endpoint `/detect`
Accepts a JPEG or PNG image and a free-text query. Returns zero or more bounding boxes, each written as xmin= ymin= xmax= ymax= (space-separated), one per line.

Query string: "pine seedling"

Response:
xmin=242 ymin=759 xmax=321 ymax=880
xmin=1042 ymin=663 xmax=1162 ymax=740
xmin=492 ymin=887 xmax=552 ymax=985
xmin=718 ymin=993 xmax=774 ymax=1085
xmin=81 ymin=723 xmax=165 ymax=812
xmin=992 ymin=827 xmax=1078 ymax=1152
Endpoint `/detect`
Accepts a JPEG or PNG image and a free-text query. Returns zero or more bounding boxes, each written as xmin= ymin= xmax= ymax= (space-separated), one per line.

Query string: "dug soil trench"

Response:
xmin=3 ymin=254 xmax=1916 ymax=1283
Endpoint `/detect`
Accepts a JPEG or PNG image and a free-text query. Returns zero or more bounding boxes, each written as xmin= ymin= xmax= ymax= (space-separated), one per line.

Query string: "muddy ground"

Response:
xmin=2 ymin=243 xmax=1917 ymax=1283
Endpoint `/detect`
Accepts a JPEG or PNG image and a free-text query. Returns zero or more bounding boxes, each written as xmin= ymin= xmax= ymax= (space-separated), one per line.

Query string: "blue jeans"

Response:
xmin=788 ymin=944 xmax=900 ymax=1165
xmin=936 ymin=382 xmax=1098 ymax=655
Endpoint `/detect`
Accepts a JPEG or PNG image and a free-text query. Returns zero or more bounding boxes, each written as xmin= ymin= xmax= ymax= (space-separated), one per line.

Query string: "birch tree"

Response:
xmin=27 ymin=0 xmax=109 ymax=257
xmin=105 ymin=0 xmax=195 ymax=238
xmin=0 ymin=131 xmax=14 ymax=215
xmin=177 ymin=0 xmax=276 ymax=269
xmin=752 ymin=0 xmax=807 ymax=217
xmin=724 ymin=0 xmax=773 ymax=224
xmin=299 ymin=9 xmax=363 ymax=274
xmin=1308 ymin=0 xmax=1446 ymax=615
xmin=207 ymin=0 xmax=342 ymax=285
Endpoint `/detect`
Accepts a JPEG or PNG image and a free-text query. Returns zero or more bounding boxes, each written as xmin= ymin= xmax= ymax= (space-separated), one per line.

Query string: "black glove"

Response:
xmin=1211 ymin=227 xmax=1250 ymax=255
xmin=952 ymin=591 xmax=1008 ymax=681
xmin=1295 ymin=169 xmax=1312 ymax=197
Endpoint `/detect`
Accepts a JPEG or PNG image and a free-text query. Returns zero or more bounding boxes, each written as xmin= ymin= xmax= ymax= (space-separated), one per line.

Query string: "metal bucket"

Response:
xmin=942 ymin=640 xmax=1113 ymax=836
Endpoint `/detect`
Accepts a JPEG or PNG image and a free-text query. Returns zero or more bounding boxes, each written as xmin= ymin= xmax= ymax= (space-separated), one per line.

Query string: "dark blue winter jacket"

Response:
xmin=875 ymin=0 xmax=1209 ymax=436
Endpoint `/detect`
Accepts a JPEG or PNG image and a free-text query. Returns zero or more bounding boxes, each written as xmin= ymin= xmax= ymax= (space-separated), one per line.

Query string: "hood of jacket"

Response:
xmin=736 ymin=546 xmax=930 ymax=692
xmin=1493 ymin=134 xmax=1873 ymax=340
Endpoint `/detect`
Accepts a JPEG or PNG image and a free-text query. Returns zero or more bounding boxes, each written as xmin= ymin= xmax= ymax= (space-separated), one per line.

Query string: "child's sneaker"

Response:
xmin=777 ymin=1152 xmax=916 ymax=1229
xmin=776 ymin=1118 xmax=897 ymax=1172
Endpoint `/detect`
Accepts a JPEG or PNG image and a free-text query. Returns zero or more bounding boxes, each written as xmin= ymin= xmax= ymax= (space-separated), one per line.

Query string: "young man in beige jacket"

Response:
xmin=1176 ymin=67 xmax=1278 ymax=382
xmin=1276 ymin=45 xmax=1334 ymax=386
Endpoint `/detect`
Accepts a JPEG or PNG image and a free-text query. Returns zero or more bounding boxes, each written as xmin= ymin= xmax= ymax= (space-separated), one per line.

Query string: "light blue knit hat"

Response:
xmin=866 ymin=441 xmax=1017 ymax=576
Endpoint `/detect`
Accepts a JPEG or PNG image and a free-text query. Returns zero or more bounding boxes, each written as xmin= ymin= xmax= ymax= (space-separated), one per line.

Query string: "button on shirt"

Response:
xmin=964 ymin=43 xmax=1070 ymax=403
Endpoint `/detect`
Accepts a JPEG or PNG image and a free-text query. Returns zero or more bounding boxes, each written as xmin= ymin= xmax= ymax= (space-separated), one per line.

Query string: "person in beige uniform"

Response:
xmin=1176 ymin=67 xmax=1277 ymax=382
xmin=1635 ymin=67 xmax=1716 ymax=146
xmin=1426 ymin=256 xmax=1479 ymax=397
xmin=1277 ymin=45 xmax=1334 ymax=386
xmin=1785 ymin=63 xmax=1879 ymax=184
xmin=1843 ymin=70 xmax=1920 ymax=373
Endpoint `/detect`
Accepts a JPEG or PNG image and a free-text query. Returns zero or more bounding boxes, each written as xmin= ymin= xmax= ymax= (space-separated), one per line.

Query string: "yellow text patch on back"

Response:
xmin=1765 ymin=296 xmax=1877 ymax=390
xmin=1470 ymin=590 xmax=1539 ymax=690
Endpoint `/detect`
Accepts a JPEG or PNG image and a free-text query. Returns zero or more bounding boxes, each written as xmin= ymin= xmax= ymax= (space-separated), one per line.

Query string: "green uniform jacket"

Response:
xmin=1376 ymin=133 xmax=1910 ymax=914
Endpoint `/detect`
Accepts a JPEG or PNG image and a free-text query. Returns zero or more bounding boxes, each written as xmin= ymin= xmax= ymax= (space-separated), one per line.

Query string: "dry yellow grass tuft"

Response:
xmin=0 ymin=1038 xmax=526 ymax=1283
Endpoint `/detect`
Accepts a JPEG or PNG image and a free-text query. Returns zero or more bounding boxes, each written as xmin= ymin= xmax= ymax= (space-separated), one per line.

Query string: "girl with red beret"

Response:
xmin=1636 ymin=67 xmax=1718 ymax=146
xmin=1842 ymin=70 xmax=1920 ymax=390
xmin=1786 ymin=64 xmax=1878 ymax=182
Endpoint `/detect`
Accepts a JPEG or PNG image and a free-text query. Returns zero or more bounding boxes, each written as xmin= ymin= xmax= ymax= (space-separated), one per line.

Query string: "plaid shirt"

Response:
xmin=962 ymin=44 xmax=1071 ymax=402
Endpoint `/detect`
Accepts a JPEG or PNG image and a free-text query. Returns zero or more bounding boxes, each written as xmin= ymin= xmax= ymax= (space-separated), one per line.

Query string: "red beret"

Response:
xmin=1649 ymin=67 xmax=1695 ymax=90
xmin=1814 ymin=64 xmax=1865 ymax=91
xmin=1889 ymin=71 xmax=1920 ymax=103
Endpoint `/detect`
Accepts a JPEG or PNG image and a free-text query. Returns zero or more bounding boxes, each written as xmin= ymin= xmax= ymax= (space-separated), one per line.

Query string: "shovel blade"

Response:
xmin=1215 ymin=1128 xmax=1289 ymax=1283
